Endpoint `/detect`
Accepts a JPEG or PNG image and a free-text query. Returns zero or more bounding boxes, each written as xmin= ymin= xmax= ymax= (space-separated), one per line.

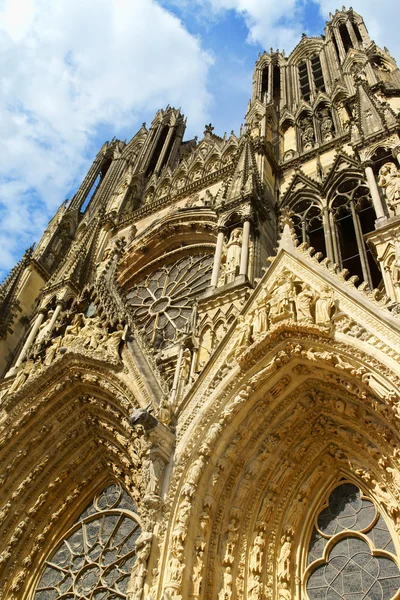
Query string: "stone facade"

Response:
xmin=1 ymin=7 xmax=400 ymax=600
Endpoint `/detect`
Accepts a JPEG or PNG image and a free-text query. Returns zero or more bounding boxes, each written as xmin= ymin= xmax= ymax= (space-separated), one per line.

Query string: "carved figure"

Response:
xmin=318 ymin=107 xmax=334 ymax=142
xmin=295 ymin=283 xmax=315 ymax=323
xmin=80 ymin=315 xmax=106 ymax=350
xmin=225 ymin=228 xmax=242 ymax=283
xmin=103 ymin=324 xmax=125 ymax=359
xmin=8 ymin=359 xmax=34 ymax=394
xmin=44 ymin=335 xmax=63 ymax=366
xmin=299 ymin=116 xmax=315 ymax=150
xmin=34 ymin=310 xmax=55 ymax=348
xmin=223 ymin=519 xmax=239 ymax=565
xmin=218 ymin=567 xmax=233 ymax=600
xmin=62 ymin=313 xmax=85 ymax=347
xmin=315 ymin=285 xmax=334 ymax=326
xmin=250 ymin=533 xmax=265 ymax=574
xmin=130 ymin=530 xmax=153 ymax=600
xmin=158 ymin=396 xmax=171 ymax=426
xmin=252 ymin=297 xmax=268 ymax=339
xmin=236 ymin=314 xmax=252 ymax=350
xmin=378 ymin=162 xmax=400 ymax=214
xmin=180 ymin=348 xmax=192 ymax=385
xmin=269 ymin=274 xmax=295 ymax=321
xmin=277 ymin=532 xmax=292 ymax=583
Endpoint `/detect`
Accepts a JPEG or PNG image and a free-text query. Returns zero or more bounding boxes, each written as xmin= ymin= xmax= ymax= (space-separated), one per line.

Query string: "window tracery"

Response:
xmin=126 ymin=254 xmax=213 ymax=349
xmin=306 ymin=482 xmax=400 ymax=600
xmin=33 ymin=483 xmax=141 ymax=600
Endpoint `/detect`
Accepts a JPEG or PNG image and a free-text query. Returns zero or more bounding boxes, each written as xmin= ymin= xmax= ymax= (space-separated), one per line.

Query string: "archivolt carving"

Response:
xmin=160 ymin=319 xmax=400 ymax=600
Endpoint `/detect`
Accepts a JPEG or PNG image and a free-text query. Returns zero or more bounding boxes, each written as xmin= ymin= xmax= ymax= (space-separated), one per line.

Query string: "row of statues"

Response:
xmin=236 ymin=276 xmax=335 ymax=351
xmin=7 ymin=312 xmax=127 ymax=395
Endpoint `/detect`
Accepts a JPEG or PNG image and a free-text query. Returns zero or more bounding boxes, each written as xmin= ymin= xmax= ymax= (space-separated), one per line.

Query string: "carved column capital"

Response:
xmin=361 ymin=160 xmax=374 ymax=170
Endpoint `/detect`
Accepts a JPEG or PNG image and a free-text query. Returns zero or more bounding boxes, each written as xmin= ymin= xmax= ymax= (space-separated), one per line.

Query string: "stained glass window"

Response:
xmin=126 ymin=254 xmax=213 ymax=349
xmin=306 ymin=483 xmax=400 ymax=600
xmin=34 ymin=483 xmax=141 ymax=600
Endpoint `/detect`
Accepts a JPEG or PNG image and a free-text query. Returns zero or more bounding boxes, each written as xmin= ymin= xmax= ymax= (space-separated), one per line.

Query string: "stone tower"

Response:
xmin=1 ymin=7 xmax=400 ymax=600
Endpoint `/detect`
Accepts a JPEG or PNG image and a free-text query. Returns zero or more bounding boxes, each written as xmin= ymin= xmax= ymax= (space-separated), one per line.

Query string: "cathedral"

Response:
xmin=2 ymin=6 xmax=400 ymax=599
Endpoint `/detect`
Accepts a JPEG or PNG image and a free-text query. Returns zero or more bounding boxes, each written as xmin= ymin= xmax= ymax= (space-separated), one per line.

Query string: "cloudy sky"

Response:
xmin=0 ymin=0 xmax=398 ymax=280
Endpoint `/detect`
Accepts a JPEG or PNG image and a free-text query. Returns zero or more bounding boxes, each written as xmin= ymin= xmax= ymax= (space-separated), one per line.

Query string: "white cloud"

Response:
xmin=0 ymin=0 xmax=212 ymax=279
xmin=315 ymin=1 xmax=400 ymax=63
xmin=186 ymin=0 xmax=305 ymax=51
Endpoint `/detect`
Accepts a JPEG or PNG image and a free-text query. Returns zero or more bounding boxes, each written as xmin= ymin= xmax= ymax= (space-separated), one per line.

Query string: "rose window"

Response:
xmin=126 ymin=254 xmax=213 ymax=349
xmin=34 ymin=483 xmax=141 ymax=599
xmin=306 ymin=483 xmax=400 ymax=600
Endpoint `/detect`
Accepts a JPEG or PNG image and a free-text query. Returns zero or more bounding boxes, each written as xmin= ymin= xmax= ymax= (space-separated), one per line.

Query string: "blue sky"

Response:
xmin=0 ymin=0 xmax=398 ymax=281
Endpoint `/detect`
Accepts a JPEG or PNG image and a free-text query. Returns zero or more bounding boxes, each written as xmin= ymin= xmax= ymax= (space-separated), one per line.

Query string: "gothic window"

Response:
xmin=306 ymin=482 xmax=400 ymax=600
xmin=261 ymin=66 xmax=269 ymax=102
xmin=291 ymin=198 xmax=326 ymax=256
xmin=126 ymin=253 xmax=213 ymax=349
xmin=273 ymin=65 xmax=281 ymax=104
xmin=330 ymin=177 xmax=381 ymax=288
xmin=299 ymin=61 xmax=311 ymax=102
xmin=33 ymin=482 xmax=141 ymax=600
xmin=80 ymin=158 xmax=112 ymax=213
xmin=311 ymin=56 xmax=325 ymax=93
xmin=339 ymin=22 xmax=353 ymax=53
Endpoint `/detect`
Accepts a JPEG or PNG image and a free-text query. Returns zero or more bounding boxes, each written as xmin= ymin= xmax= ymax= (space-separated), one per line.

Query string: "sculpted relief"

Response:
xmin=234 ymin=271 xmax=335 ymax=356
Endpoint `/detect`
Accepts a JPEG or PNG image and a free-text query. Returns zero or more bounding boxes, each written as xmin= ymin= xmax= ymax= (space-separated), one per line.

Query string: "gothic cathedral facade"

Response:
xmin=2 ymin=7 xmax=400 ymax=600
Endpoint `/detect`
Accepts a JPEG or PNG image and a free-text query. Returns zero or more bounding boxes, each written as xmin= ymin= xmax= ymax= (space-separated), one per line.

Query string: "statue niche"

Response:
xmin=224 ymin=228 xmax=243 ymax=284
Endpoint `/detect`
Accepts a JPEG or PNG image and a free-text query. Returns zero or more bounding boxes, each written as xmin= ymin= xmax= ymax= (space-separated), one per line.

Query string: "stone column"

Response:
xmin=211 ymin=228 xmax=226 ymax=287
xmin=7 ymin=311 xmax=45 ymax=377
xmin=322 ymin=207 xmax=335 ymax=262
xmin=363 ymin=162 xmax=386 ymax=221
xmin=48 ymin=302 xmax=63 ymax=331
xmin=189 ymin=347 xmax=198 ymax=382
xmin=239 ymin=219 xmax=251 ymax=277
xmin=170 ymin=345 xmax=184 ymax=405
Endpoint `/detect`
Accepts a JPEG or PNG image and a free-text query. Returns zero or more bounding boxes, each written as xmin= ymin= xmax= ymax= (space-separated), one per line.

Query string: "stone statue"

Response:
xmin=44 ymin=335 xmax=63 ymax=366
xmin=130 ymin=530 xmax=153 ymax=600
xmin=103 ymin=324 xmax=125 ymax=359
xmin=250 ymin=532 xmax=265 ymax=574
xmin=318 ymin=107 xmax=334 ymax=142
xmin=252 ymin=293 xmax=269 ymax=340
xmin=180 ymin=348 xmax=192 ymax=385
xmin=236 ymin=314 xmax=252 ymax=351
xmin=223 ymin=519 xmax=239 ymax=565
xmin=109 ymin=165 xmax=133 ymax=211
xmin=225 ymin=228 xmax=242 ymax=283
xmin=8 ymin=359 xmax=34 ymax=394
xmin=269 ymin=274 xmax=295 ymax=322
xmin=315 ymin=285 xmax=334 ymax=326
xmin=34 ymin=310 xmax=54 ymax=348
xmin=62 ymin=313 xmax=85 ymax=347
xmin=158 ymin=396 xmax=171 ymax=426
xmin=299 ymin=116 xmax=315 ymax=150
xmin=378 ymin=162 xmax=400 ymax=214
xmin=295 ymin=283 xmax=315 ymax=323
xmin=80 ymin=315 xmax=107 ymax=350
xmin=277 ymin=532 xmax=292 ymax=583
xmin=218 ymin=567 xmax=233 ymax=600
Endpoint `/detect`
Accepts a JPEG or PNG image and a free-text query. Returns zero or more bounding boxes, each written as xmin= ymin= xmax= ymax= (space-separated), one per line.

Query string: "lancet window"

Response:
xmin=329 ymin=177 xmax=381 ymax=289
xmin=291 ymin=197 xmax=326 ymax=256
xmin=305 ymin=482 xmax=400 ymax=600
xmin=33 ymin=482 xmax=141 ymax=600
xmin=80 ymin=158 xmax=112 ymax=213
xmin=284 ymin=174 xmax=382 ymax=289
